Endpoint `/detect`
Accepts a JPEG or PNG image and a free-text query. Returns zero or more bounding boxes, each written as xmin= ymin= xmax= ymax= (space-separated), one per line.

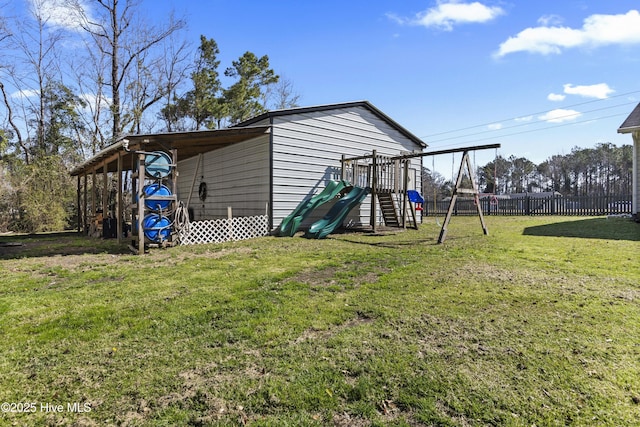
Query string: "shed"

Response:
xmin=617 ymin=102 xmax=640 ymax=220
xmin=70 ymin=101 xmax=426 ymax=250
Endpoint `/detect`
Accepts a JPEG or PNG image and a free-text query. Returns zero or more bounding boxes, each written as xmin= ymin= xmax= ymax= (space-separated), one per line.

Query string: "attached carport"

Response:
xmin=70 ymin=126 xmax=270 ymax=252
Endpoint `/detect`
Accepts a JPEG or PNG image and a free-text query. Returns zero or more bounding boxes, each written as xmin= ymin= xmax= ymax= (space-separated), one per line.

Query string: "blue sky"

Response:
xmin=156 ymin=0 xmax=640 ymax=173
xmin=7 ymin=0 xmax=640 ymax=175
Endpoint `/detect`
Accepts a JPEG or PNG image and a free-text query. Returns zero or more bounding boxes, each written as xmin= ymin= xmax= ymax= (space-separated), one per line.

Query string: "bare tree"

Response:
xmin=0 ymin=5 xmax=16 ymax=158
xmin=156 ymin=32 xmax=192 ymax=132
xmin=262 ymin=75 xmax=301 ymax=110
xmin=73 ymin=0 xmax=186 ymax=145
xmin=70 ymin=37 xmax=110 ymax=155
xmin=126 ymin=30 xmax=191 ymax=134
xmin=0 ymin=0 xmax=67 ymax=161
xmin=25 ymin=0 xmax=67 ymax=153
xmin=0 ymin=4 xmax=10 ymax=45
xmin=0 ymin=81 xmax=28 ymax=162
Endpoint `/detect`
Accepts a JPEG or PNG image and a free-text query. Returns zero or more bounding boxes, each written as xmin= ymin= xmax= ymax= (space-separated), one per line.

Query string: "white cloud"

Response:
xmin=28 ymin=0 xmax=91 ymax=32
xmin=495 ymin=9 xmax=640 ymax=57
xmin=582 ymin=10 xmax=640 ymax=45
xmin=514 ymin=115 xmax=534 ymax=122
xmin=487 ymin=123 xmax=503 ymax=130
xmin=537 ymin=15 xmax=563 ymax=27
xmin=81 ymin=93 xmax=112 ymax=111
xmin=563 ymin=83 xmax=614 ymax=99
xmin=496 ymin=26 xmax=585 ymax=56
xmin=547 ymin=93 xmax=566 ymax=102
xmin=10 ymin=89 xmax=39 ymax=99
xmin=392 ymin=1 xmax=504 ymax=31
xmin=386 ymin=13 xmax=405 ymax=25
xmin=538 ymin=108 xmax=581 ymax=123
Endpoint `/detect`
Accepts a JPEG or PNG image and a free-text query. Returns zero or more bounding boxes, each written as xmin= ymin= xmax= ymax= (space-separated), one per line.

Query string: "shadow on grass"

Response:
xmin=329 ymin=226 xmax=442 ymax=248
xmin=0 ymin=231 xmax=130 ymax=259
xmin=522 ymin=217 xmax=640 ymax=241
xmin=335 ymin=236 xmax=439 ymax=249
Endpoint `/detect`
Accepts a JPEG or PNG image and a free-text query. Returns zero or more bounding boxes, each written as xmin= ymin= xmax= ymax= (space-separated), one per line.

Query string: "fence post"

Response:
xmin=227 ymin=206 xmax=233 ymax=241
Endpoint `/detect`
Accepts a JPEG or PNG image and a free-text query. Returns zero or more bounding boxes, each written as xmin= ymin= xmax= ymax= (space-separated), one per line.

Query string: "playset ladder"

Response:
xmin=377 ymin=191 xmax=419 ymax=229
xmin=377 ymin=191 xmax=400 ymax=227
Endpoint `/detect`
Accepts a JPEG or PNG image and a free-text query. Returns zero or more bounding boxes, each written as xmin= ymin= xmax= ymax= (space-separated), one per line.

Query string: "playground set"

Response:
xmin=278 ymin=143 xmax=501 ymax=242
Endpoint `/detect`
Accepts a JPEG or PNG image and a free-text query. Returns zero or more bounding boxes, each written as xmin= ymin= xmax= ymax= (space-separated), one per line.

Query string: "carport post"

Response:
xmin=102 ymin=166 xmax=108 ymax=235
xmin=77 ymin=175 xmax=81 ymax=233
xmin=137 ymin=153 xmax=146 ymax=255
xmin=117 ymin=153 xmax=123 ymax=243
xmin=91 ymin=169 xmax=96 ymax=223
xmin=83 ymin=174 xmax=88 ymax=234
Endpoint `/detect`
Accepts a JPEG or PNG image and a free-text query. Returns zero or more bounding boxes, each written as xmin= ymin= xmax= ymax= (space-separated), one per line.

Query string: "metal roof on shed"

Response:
xmin=70 ymin=100 xmax=426 ymax=177
xmin=235 ymin=100 xmax=427 ymax=148
xmin=70 ymin=126 xmax=270 ymax=176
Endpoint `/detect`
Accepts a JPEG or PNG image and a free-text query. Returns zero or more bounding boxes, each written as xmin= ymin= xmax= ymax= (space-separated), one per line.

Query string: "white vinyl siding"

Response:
xmin=271 ymin=105 xmax=423 ymax=228
xmin=176 ymin=135 xmax=270 ymax=220
xmin=634 ymin=133 xmax=639 ymax=215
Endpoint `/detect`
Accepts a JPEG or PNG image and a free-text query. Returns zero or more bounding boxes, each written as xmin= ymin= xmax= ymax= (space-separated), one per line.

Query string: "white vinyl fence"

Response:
xmin=178 ymin=214 xmax=270 ymax=245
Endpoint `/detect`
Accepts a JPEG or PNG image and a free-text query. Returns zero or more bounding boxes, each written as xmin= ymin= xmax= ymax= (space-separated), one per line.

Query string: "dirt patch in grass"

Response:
xmin=332 ymin=412 xmax=371 ymax=426
xmin=294 ymin=312 xmax=375 ymax=344
xmin=448 ymin=262 xmax=638 ymax=300
xmin=287 ymin=265 xmax=342 ymax=287
xmin=143 ymin=352 xmax=268 ymax=425
xmin=287 ymin=260 xmax=391 ymax=289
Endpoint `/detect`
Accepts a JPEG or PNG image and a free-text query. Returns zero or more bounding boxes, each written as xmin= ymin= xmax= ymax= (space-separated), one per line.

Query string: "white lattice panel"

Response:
xmin=178 ymin=215 xmax=269 ymax=245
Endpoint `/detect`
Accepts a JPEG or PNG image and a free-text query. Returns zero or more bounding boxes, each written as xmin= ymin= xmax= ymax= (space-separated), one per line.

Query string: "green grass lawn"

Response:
xmin=1 ymin=216 xmax=639 ymax=426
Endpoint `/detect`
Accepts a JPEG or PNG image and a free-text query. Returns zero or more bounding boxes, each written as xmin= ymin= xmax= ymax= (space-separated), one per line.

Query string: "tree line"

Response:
xmin=0 ymin=0 xmax=299 ymax=232
xmin=422 ymin=142 xmax=633 ymax=199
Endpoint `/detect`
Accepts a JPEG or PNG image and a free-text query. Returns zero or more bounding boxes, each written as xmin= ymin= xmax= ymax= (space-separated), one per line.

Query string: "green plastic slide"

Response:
xmin=278 ymin=180 xmax=350 ymax=237
xmin=303 ymin=186 xmax=371 ymax=239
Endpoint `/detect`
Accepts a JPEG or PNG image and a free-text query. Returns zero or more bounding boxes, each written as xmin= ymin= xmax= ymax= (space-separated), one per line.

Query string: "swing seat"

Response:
xmin=407 ymin=190 xmax=424 ymax=204
xmin=407 ymin=190 xmax=425 ymax=212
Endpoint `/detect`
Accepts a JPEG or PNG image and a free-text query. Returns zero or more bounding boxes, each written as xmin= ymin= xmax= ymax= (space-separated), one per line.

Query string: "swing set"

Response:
xmin=385 ymin=143 xmax=501 ymax=243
